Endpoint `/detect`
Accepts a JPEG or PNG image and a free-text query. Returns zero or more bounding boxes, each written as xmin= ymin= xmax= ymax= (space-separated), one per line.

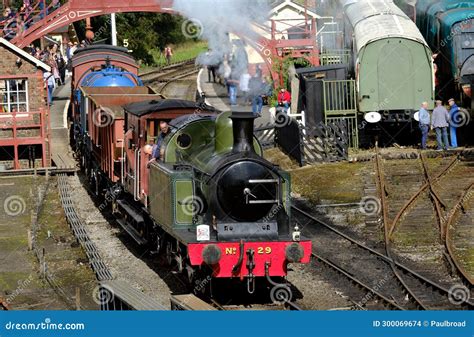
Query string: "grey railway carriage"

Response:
xmin=342 ymin=0 xmax=434 ymax=123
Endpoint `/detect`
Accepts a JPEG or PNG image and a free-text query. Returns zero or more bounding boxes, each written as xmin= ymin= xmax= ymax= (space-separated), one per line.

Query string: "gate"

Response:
xmin=298 ymin=121 xmax=349 ymax=164
xmin=323 ymin=79 xmax=359 ymax=148
xmin=254 ymin=123 xmax=276 ymax=149
xmin=255 ymin=110 xmax=349 ymax=167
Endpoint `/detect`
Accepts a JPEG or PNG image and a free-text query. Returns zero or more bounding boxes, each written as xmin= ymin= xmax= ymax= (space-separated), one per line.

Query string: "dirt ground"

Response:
xmin=0 ymin=175 xmax=97 ymax=310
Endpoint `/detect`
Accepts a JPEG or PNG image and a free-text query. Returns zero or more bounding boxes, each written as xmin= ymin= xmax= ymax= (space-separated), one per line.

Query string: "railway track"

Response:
xmin=445 ymin=184 xmax=474 ymax=286
xmin=57 ymin=174 xmax=113 ymax=282
xmin=140 ymin=59 xmax=197 ymax=84
xmin=139 ymin=58 xmax=199 ymax=100
xmin=293 ymin=205 xmax=413 ymax=310
xmin=292 ymin=172 xmax=474 ymax=311
xmin=374 ymin=147 xmax=473 ymax=310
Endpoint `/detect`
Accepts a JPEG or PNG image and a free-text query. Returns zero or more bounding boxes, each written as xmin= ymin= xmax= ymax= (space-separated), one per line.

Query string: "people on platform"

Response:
xmin=239 ymin=71 xmax=251 ymax=105
xmin=277 ymin=88 xmax=291 ymax=113
xmin=207 ymin=63 xmax=216 ymax=83
xmin=227 ymin=64 xmax=240 ymax=106
xmin=448 ymin=98 xmax=459 ymax=148
xmin=431 ymin=100 xmax=451 ymax=151
xmin=43 ymin=68 xmax=55 ymax=106
xmin=221 ymin=58 xmax=231 ymax=94
xmin=204 ymin=49 xmax=219 ymax=83
xmin=249 ymin=73 xmax=266 ymax=116
xmin=164 ymin=46 xmax=173 ymax=65
xmin=417 ymin=102 xmax=430 ymax=150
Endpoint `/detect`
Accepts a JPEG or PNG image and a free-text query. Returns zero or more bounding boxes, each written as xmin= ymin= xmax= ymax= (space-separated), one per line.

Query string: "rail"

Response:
xmin=388 ymin=155 xmax=458 ymax=239
xmin=311 ymin=253 xmax=405 ymax=310
xmin=444 ymin=183 xmax=474 ymax=285
xmin=57 ymin=174 xmax=113 ymax=281
xmin=140 ymin=59 xmax=197 ymax=83
xmin=292 ymin=202 xmax=474 ymax=309
xmin=139 ymin=58 xmax=196 ymax=77
xmin=374 ymin=145 xmax=473 ymax=310
xmin=159 ymin=69 xmax=200 ymax=95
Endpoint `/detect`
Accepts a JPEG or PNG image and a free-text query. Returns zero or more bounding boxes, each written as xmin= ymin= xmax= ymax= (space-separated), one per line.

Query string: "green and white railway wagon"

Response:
xmin=343 ymin=0 xmax=435 ymax=122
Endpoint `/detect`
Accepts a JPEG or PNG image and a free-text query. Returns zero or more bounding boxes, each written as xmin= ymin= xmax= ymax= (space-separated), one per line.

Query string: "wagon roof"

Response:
xmin=344 ymin=0 xmax=428 ymax=52
xmin=123 ymin=99 xmax=217 ymax=117
xmin=438 ymin=8 xmax=474 ymax=37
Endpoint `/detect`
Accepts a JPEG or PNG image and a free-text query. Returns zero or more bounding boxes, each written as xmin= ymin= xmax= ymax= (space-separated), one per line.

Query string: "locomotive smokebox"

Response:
xmin=229 ymin=110 xmax=256 ymax=154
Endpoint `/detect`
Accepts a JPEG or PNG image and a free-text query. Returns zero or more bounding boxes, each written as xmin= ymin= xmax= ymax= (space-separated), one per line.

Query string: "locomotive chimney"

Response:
xmin=229 ymin=110 xmax=256 ymax=154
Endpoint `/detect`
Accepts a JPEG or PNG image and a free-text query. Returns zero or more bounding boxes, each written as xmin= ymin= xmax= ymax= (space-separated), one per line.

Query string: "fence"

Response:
xmin=323 ymin=80 xmax=359 ymax=149
xmin=320 ymin=49 xmax=352 ymax=66
xmin=254 ymin=110 xmax=349 ymax=166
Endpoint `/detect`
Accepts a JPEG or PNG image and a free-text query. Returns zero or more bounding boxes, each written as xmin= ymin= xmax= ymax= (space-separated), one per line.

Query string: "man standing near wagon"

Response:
xmin=155 ymin=121 xmax=171 ymax=160
xmin=418 ymin=102 xmax=430 ymax=150
xmin=431 ymin=100 xmax=451 ymax=151
xmin=448 ymin=98 xmax=459 ymax=148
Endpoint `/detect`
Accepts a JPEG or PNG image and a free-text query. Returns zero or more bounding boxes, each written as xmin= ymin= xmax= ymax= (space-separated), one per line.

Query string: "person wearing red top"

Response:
xmin=277 ymin=88 xmax=291 ymax=113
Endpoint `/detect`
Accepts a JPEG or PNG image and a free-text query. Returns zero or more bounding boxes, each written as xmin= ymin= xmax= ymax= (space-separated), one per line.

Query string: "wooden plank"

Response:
xmin=170 ymin=294 xmax=217 ymax=311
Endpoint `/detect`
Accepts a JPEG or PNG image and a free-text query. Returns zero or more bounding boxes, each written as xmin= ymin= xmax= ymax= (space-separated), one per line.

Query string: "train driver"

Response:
xmin=155 ymin=121 xmax=171 ymax=159
xmin=144 ymin=121 xmax=171 ymax=167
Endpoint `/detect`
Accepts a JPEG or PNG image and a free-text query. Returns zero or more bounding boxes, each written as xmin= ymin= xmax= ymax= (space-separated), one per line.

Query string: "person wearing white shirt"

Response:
xmin=43 ymin=71 xmax=55 ymax=105
xmin=239 ymin=72 xmax=251 ymax=105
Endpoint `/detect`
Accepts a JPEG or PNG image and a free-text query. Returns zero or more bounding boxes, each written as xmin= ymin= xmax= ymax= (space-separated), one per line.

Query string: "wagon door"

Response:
xmin=377 ymin=41 xmax=415 ymax=110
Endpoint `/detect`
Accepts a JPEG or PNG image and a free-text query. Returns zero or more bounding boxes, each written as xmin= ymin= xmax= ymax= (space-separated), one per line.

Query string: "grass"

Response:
xmin=290 ymin=162 xmax=368 ymax=204
xmin=141 ymin=40 xmax=208 ymax=72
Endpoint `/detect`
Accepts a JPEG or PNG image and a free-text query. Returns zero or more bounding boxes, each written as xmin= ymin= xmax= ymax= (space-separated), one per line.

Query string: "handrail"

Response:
xmin=5 ymin=0 xmax=67 ymax=45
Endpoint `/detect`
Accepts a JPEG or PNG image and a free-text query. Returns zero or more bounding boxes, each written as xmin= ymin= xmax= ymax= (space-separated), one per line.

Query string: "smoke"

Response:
xmin=173 ymin=0 xmax=270 ymax=75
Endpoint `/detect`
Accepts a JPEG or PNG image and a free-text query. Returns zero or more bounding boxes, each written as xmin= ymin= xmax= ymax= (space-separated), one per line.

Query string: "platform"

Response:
xmin=49 ymin=80 xmax=77 ymax=172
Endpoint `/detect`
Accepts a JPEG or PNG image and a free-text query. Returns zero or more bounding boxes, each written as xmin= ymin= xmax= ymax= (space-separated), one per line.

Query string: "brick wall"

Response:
xmin=0 ymin=45 xmax=50 ymax=168
xmin=0 ymin=46 xmax=47 ymax=110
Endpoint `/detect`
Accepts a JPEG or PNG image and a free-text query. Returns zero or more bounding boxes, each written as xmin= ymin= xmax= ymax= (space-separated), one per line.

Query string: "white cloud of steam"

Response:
xmin=173 ymin=0 xmax=270 ymax=70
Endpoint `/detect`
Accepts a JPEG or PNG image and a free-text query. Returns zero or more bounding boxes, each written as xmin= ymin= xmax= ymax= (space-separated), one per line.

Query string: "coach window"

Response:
xmin=0 ymin=79 xmax=29 ymax=113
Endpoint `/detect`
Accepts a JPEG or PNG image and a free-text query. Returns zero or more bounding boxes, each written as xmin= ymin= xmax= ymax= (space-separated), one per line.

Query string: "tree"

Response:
xmin=77 ymin=12 xmax=187 ymax=65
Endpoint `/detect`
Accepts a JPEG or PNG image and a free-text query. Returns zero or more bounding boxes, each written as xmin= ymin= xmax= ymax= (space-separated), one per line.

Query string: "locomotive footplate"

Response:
xmin=188 ymin=239 xmax=312 ymax=278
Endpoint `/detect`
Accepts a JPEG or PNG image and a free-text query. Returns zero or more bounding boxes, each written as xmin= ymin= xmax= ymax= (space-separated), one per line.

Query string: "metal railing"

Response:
xmin=320 ymin=49 xmax=352 ymax=66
